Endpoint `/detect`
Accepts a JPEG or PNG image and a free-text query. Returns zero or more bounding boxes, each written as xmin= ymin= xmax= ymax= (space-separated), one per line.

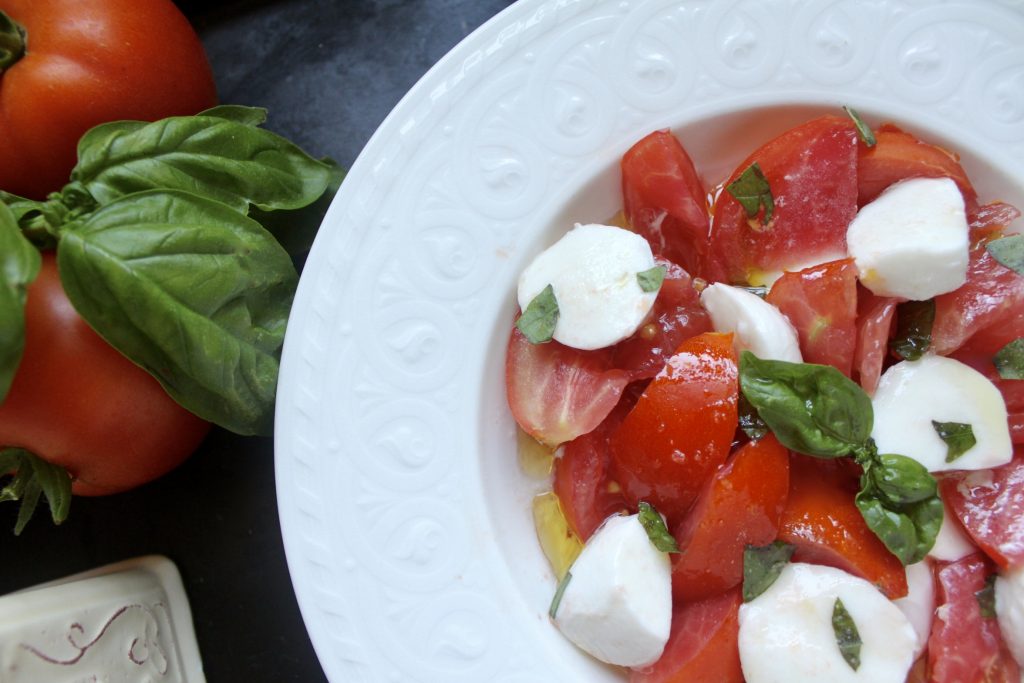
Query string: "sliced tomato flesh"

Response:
xmin=610 ymin=332 xmax=739 ymax=527
xmin=853 ymin=290 xmax=897 ymax=395
xmin=671 ymin=434 xmax=789 ymax=602
xmin=766 ymin=258 xmax=859 ymax=376
xmin=969 ymin=200 xmax=1021 ymax=242
xmin=629 ymin=588 xmax=744 ymax=683
xmin=709 ymin=115 xmax=858 ymax=284
xmin=622 ymin=130 xmax=711 ymax=278
xmin=928 ymin=553 xmax=1021 ymax=683
xmin=777 ymin=453 xmax=908 ymax=599
xmin=505 ymin=325 xmax=628 ymax=447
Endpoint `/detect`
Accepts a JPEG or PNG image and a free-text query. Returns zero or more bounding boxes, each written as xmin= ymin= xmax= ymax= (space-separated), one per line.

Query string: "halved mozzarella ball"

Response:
xmin=871 ymin=356 xmax=1012 ymax=472
xmin=700 ymin=283 xmax=802 ymax=362
xmin=928 ymin=495 xmax=977 ymax=561
xmin=995 ymin=564 xmax=1024 ymax=668
xmin=552 ymin=513 xmax=671 ymax=668
xmin=517 ymin=224 xmax=658 ymax=350
xmin=846 ymin=177 xmax=969 ymax=300
xmin=894 ymin=561 xmax=936 ymax=659
xmin=738 ymin=563 xmax=917 ymax=683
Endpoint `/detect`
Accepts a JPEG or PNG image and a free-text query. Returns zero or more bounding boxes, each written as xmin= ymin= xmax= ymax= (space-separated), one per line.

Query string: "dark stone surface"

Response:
xmin=0 ymin=2 xmax=513 ymax=681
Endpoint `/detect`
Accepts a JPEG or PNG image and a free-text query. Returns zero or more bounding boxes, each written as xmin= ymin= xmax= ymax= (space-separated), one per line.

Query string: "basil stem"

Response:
xmin=516 ymin=285 xmax=559 ymax=344
xmin=0 ymin=201 xmax=41 ymax=402
xmin=889 ymin=299 xmax=935 ymax=361
xmin=843 ymin=106 xmax=876 ymax=148
xmin=743 ymin=541 xmax=795 ymax=602
xmin=549 ymin=571 xmax=573 ymax=619
xmin=637 ymin=502 xmax=680 ymax=553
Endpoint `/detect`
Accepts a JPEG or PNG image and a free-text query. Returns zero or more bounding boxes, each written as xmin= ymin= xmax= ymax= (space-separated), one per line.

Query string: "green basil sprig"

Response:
xmin=739 ymin=351 xmax=941 ymax=564
xmin=0 ymin=201 xmax=40 ymax=402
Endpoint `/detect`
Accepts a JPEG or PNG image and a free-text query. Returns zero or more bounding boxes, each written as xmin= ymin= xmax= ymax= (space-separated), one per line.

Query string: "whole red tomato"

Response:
xmin=0 ymin=253 xmax=211 ymax=495
xmin=0 ymin=0 xmax=217 ymax=199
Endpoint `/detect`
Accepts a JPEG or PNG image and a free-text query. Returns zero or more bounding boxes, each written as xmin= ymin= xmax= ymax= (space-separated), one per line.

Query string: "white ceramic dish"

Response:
xmin=274 ymin=1 xmax=1024 ymax=681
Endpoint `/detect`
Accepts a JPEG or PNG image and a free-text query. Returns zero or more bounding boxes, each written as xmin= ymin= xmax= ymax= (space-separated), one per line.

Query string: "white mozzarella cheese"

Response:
xmin=996 ymin=564 xmax=1024 ymax=669
xmin=928 ymin=495 xmax=977 ymax=561
xmin=894 ymin=561 xmax=935 ymax=659
xmin=739 ymin=563 xmax=917 ymax=683
xmin=871 ymin=356 xmax=1013 ymax=472
xmin=517 ymin=223 xmax=658 ymax=350
xmin=552 ymin=513 xmax=671 ymax=668
xmin=846 ymin=177 xmax=969 ymax=300
xmin=700 ymin=283 xmax=802 ymax=362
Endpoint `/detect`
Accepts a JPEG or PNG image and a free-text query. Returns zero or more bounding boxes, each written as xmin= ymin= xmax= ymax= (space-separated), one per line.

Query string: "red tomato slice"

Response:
xmin=553 ymin=389 xmax=637 ymax=541
xmin=671 ymin=434 xmax=789 ymax=602
xmin=933 ymin=243 xmax=1024 ymax=356
xmin=610 ymin=332 xmax=739 ymax=526
xmin=622 ymin=130 xmax=711 ymax=278
xmin=505 ymin=326 xmax=628 ymax=447
xmin=853 ymin=290 xmax=897 ymax=395
xmin=629 ymin=588 xmax=743 ymax=683
xmin=969 ymin=200 xmax=1021 ymax=242
xmin=858 ymin=124 xmax=977 ymax=206
xmin=611 ymin=259 xmax=712 ymax=381
xmin=709 ymin=115 xmax=858 ymax=284
xmin=939 ymin=447 xmax=1024 ymax=569
xmin=777 ymin=453 xmax=908 ymax=599
xmin=928 ymin=553 xmax=1021 ymax=683
xmin=766 ymin=258 xmax=859 ymax=376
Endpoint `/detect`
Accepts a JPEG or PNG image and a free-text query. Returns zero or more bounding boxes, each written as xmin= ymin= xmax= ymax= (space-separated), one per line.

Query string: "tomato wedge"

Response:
xmin=766 ymin=258 xmax=859 ymax=376
xmin=611 ymin=259 xmax=712 ymax=381
xmin=629 ymin=588 xmax=743 ymax=683
xmin=777 ymin=453 xmax=908 ymax=599
xmin=622 ymin=130 xmax=711 ymax=277
xmin=939 ymin=447 xmax=1024 ymax=569
xmin=671 ymin=434 xmax=789 ymax=602
xmin=928 ymin=553 xmax=1021 ymax=683
xmin=857 ymin=124 xmax=976 ymax=206
xmin=505 ymin=326 xmax=628 ymax=447
xmin=610 ymin=332 xmax=739 ymax=526
xmin=709 ymin=115 xmax=858 ymax=284
xmin=969 ymin=200 xmax=1021 ymax=242
xmin=853 ymin=290 xmax=897 ymax=395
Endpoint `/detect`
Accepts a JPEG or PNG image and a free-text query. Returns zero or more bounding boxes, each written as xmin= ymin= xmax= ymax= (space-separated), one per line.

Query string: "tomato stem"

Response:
xmin=0 ymin=11 xmax=25 ymax=72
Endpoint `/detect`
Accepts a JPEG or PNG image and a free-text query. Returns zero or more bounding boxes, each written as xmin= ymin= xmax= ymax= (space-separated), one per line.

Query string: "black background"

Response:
xmin=0 ymin=1 xmax=514 ymax=681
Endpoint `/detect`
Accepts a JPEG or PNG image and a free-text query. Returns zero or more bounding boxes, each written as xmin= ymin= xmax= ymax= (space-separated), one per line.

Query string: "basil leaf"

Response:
xmin=549 ymin=570 xmax=572 ymax=619
xmin=0 ymin=190 xmax=45 ymax=224
xmin=738 ymin=392 xmax=769 ymax=441
xmin=250 ymin=160 xmax=345 ymax=260
xmin=994 ymin=338 xmax=1024 ymax=380
xmin=637 ymin=502 xmax=680 ymax=553
xmin=889 ymin=299 xmax=935 ymax=361
xmin=739 ymin=352 xmax=873 ymax=458
xmin=832 ymin=598 xmax=862 ymax=671
xmin=637 ymin=265 xmax=666 ymax=293
xmin=742 ymin=541 xmax=795 ymax=602
xmin=516 ymin=285 xmax=559 ymax=344
xmin=0 ymin=201 xmax=41 ymax=402
xmin=57 ymin=190 xmax=298 ymax=435
xmin=727 ymin=163 xmax=774 ymax=225
xmin=869 ymin=453 xmax=937 ymax=505
xmin=932 ymin=421 xmax=977 ymax=463
xmin=72 ymin=109 xmax=334 ymax=214
xmin=976 ymin=574 xmax=997 ymax=618
xmin=987 ymin=235 xmax=1024 ymax=275
xmin=855 ymin=484 xmax=941 ymax=565
xmin=843 ymin=106 xmax=876 ymax=148
xmin=198 ymin=105 xmax=269 ymax=126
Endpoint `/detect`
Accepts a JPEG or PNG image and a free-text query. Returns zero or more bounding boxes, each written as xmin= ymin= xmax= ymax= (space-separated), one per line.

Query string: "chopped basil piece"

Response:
xmin=932 ymin=420 xmax=976 ymax=463
xmin=516 ymin=284 xmax=559 ymax=344
xmin=987 ymin=235 xmax=1024 ymax=275
xmin=738 ymin=392 xmax=769 ymax=441
xmin=727 ymin=163 xmax=774 ymax=226
xmin=994 ymin=337 xmax=1024 ymax=380
xmin=976 ymin=574 xmax=997 ymax=618
xmin=843 ymin=106 xmax=876 ymax=148
xmin=549 ymin=570 xmax=572 ymax=619
xmin=637 ymin=265 xmax=667 ymax=293
xmin=889 ymin=299 xmax=935 ymax=361
xmin=832 ymin=598 xmax=863 ymax=671
xmin=742 ymin=541 xmax=795 ymax=602
xmin=638 ymin=501 xmax=680 ymax=553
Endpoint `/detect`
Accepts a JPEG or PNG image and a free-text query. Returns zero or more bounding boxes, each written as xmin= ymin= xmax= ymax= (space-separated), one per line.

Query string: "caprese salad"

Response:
xmin=504 ymin=108 xmax=1024 ymax=682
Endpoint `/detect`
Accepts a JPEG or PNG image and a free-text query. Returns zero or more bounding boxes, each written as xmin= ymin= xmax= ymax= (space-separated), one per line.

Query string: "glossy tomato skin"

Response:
xmin=928 ymin=553 xmax=1021 ymax=683
xmin=671 ymin=434 xmax=789 ymax=602
xmin=0 ymin=254 xmax=211 ymax=495
xmin=709 ymin=115 xmax=858 ymax=284
xmin=853 ymin=290 xmax=897 ymax=395
xmin=629 ymin=587 xmax=744 ymax=683
xmin=610 ymin=332 xmax=738 ymax=526
xmin=777 ymin=453 xmax=908 ymax=599
xmin=0 ymin=0 xmax=218 ymax=199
